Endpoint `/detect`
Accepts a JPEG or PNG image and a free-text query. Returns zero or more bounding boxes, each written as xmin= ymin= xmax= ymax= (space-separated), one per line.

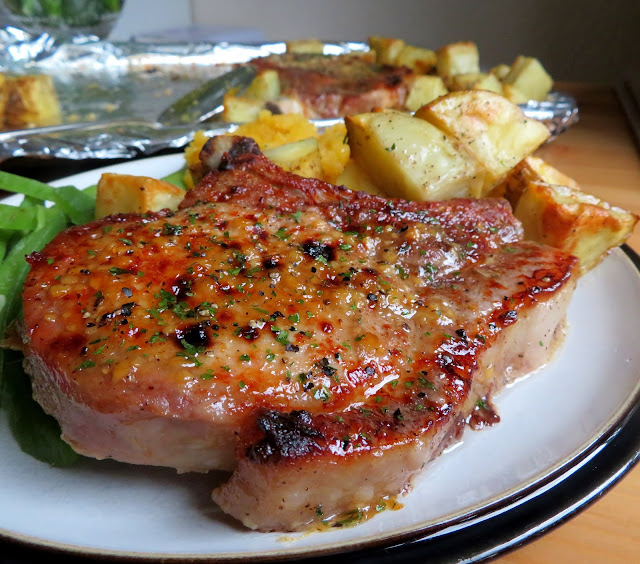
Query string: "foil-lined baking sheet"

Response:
xmin=0 ymin=34 xmax=578 ymax=161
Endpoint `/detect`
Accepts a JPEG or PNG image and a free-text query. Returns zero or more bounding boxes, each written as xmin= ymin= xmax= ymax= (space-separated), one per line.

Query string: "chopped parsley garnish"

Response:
xmin=274 ymin=227 xmax=289 ymax=240
xmin=162 ymin=223 xmax=182 ymax=236
xmin=272 ymin=326 xmax=290 ymax=346
xmin=108 ymin=267 xmax=131 ymax=276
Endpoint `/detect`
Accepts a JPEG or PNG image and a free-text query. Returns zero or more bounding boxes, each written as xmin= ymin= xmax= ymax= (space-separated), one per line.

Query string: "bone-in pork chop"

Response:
xmin=248 ymin=53 xmax=413 ymax=118
xmin=21 ymin=136 xmax=577 ymax=531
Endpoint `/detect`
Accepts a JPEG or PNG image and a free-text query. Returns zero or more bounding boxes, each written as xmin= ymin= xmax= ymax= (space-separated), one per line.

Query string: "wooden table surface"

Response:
xmin=495 ymin=83 xmax=640 ymax=563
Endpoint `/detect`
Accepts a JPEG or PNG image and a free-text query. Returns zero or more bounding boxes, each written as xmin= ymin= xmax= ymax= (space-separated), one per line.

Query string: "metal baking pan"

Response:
xmin=0 ymin=33 xmax=578 ymax=161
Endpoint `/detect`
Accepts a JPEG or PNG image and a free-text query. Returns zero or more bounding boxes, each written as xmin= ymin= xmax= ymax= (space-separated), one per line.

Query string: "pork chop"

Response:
xmin=248 ymin=53 xmax=413 ymax=118
xmin=21 ymin=136 xmax=578 ymax=531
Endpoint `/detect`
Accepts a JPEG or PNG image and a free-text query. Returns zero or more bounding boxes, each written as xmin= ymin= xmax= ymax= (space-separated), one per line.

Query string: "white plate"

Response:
xmin=1 ymin=154 xmax=640 ymax=561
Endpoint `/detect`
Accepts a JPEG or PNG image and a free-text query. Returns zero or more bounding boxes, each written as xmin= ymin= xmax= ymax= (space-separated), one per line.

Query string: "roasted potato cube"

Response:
xmin=404 ymin=75 xmax=448 ymax=111
xmin=318 ymin=123 xmax=350 ymax=183
xmin=286 ymin=39 xmax=325 ymax=54
xmin=289 ymin=150 xmax=323 ymax=179
xmin=346 ymin=110 xmax=485 ymax=201
xmin=264 ymin=137 xmax=323 ymax=179
xmin=244 ymin=70 xmax=281 ymax=101
xmin=502 ymin=84 xmax=530 ymax=105
xmin=449 ymin=72 xmax=502 ymax=95
xmin=503 ymin=56 xmax=553 ymax=101
xmin=336 ymin=159 xmax=386 ymax=196
xmin=264 ymin=136 xmax=318 ymax=165
xmin=436 ymin=41 xmax=480 ymax=78
xmin=492 ymin=156 xmax=580 ymax=205
xmin=489 ymin=64 xmax=511 ymax=81
xmin=518 ymin=156 xmax=580 ymax=189
xmin=368 ymin=36 xmax=406 ymax=65
xmin=514 ymin=181 xmax=638 ymax=274
xmin=4 ymin=74 xmax=62 ymax=128
xmin=221 ymin=94 xmax=264 ymax=123
xmin=415 ymin=90 xmax=550 ymax=194
xmin=395 ymin=45 xmax=437 ymax=74
xmin=290 ymin=151 xmax=324 ymax=180
xmin=95 ymin=174 xmax=185 ymax=219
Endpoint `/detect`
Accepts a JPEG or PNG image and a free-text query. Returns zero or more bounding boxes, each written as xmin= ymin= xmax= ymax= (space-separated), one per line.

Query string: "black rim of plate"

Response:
xmin=2 ymin=245 xmax=640 ymax=564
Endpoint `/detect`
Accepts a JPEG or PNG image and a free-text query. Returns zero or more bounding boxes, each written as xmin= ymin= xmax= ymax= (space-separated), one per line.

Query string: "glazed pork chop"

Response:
xmin=248 ymin=53 xmax=413 ymax=118
xmin=21 ymin=136 xmax=577 ymax=531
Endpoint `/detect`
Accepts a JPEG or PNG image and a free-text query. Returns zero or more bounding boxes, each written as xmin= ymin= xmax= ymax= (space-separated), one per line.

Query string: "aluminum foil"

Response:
xmin=520 ymin=92 xmax=579 ymax=140
xmin=0 ymin=33 xmax=578 ymax=161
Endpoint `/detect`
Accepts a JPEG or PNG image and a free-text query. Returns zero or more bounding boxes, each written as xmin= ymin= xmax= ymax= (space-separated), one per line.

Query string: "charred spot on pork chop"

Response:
xmin=247 ymin=409 xmax=325 ymax=463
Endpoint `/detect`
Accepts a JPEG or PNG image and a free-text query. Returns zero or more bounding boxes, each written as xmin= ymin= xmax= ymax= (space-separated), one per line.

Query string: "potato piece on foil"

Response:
xmin=4 ymin=74 xmax=62 ymax=129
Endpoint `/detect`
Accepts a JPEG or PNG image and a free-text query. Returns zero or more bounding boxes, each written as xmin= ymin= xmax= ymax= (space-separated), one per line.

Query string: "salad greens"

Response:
xmin=0 ymin=166 xmax=185 ymax=466
xmin=3 ymin=0 xmax=123 ymax=27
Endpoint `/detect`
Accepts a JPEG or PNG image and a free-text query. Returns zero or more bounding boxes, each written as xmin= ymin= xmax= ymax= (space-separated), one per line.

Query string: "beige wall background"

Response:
xmin=2 ymin=0 xmax=636 ymax=83
xmin=188 ymin=0 xmax=638 ymax=83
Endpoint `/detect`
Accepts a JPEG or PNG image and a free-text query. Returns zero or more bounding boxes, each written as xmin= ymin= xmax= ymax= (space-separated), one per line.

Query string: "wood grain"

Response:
xmin=496 ymin=83 xmax=640 ymax=564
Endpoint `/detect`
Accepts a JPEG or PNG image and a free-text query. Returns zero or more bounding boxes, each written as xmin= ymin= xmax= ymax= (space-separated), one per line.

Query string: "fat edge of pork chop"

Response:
xmin=21 ymin=136 xmax=578 ymax=532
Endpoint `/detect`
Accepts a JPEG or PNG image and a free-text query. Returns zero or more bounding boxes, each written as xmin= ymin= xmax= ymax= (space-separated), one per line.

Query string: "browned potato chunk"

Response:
xmin=395 ymin=45 xmax=437 ymax=74
xmin=502 ymin=84 xmax=530 ymax=105
xmin=4 ymin=74 xmax=62 ymax=128
xmin=405 ymin=75 xmax=448 ymax=111
xmin=95 ymin=174 xmax=185 ymax=218
xmin=221 ymin=94 xmax=265 ymax=123
xmin=449 ymin=72 xmax=503 ymax=95
xmin=489 ymin=64 xmax=511 ymax=81
xmin=286 ymin=39 xmax=325 ymax=54
xmin=346 ymin=109 xmax=485 ymax=201
xmin=289 ymin=150 xmax=324 ymax=179
xmin=336 ymin=159 xmax=386 ymax=196
xmin=503 ymin=56 xmax=553 ymax=101
xmin=436 ymin=41 xmax=480 ymax=78
xmin=415 ymin=90 xmax=550 ymax=194
xmin=514 ymin=182 xmax=638 ymax=274
xmin=244 ymin=70 xmax=281 ymax=101
xmin=264 ymin=137 xmax=323 ymax=179
xmin=368 ymin=36 xmax=406 ymax=65
xmin=491 ymin=156 xmax=580 ymax=205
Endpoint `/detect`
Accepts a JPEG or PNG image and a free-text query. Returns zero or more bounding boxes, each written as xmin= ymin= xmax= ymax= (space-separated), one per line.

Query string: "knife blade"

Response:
xmin=156 ymin=65 xmax=257 ymax=126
